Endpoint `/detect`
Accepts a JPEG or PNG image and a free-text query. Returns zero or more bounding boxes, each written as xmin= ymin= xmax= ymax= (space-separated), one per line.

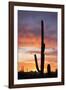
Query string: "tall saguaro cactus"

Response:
xmin=34 ymin=20 xmax=45 ymax=74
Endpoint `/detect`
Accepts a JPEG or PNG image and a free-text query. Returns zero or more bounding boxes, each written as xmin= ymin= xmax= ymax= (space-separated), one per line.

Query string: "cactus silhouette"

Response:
xmin=34 ymin=20 xmax=45 ymax=74
xmin=47 ymin=64 xmax=51 ymax=75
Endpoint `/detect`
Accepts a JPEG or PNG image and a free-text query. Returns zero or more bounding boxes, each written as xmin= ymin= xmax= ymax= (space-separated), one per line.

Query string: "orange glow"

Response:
xmin=18 ymin=30 xmax=57 ymax=73
xmin=18 ymin=35 xmax=41 ymax=48
xmin=18 ymin=35 xmax=57 ymax=48
xmin=18 ymin=59 xmax=57 ymax=73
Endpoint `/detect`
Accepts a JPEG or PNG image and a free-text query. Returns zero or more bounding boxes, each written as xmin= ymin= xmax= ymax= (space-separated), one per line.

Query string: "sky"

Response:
xmin=18 ymin=10 xmax=57 ymax=73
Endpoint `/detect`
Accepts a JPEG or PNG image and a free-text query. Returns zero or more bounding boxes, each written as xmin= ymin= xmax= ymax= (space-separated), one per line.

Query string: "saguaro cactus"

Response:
xmin=34 ymin=20 xmax=45 ymax=74
xmin=47 ymin=64 xmax=51 ymax=75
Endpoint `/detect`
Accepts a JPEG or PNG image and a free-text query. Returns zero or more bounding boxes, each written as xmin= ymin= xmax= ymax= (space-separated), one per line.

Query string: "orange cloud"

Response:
xmin=44 ymin=37 xmax=57 ymax=48
xmin=18 ymin=34 xmax=57 ymax=49
xmin=18 ymin=35 xmax=41 ymax=48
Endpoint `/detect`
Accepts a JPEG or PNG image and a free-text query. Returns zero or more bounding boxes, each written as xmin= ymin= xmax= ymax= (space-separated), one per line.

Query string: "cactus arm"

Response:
xmin=34 ymin=54 xmax=40 ymax=72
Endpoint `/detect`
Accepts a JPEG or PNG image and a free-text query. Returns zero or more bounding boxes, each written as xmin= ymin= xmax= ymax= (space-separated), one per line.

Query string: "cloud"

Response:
xmin=18 ymin=46 xmax=57 ymax=63
xmin=18 ymin=32 xmax=57 ymax=49
xmin=18 ymin=11 xmax=57 ymax=72
xmin=25 ymin=47 xmax=57 ymax=55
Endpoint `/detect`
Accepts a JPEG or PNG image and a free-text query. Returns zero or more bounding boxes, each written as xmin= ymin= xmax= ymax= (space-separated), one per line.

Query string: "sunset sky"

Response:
xmin=18 ymin=10 xmax=57 ymax=73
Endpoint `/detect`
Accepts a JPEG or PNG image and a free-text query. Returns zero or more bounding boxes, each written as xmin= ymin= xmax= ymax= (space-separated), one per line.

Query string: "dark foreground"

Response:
xmin=18 ymin=71 xmax=57 ymax=79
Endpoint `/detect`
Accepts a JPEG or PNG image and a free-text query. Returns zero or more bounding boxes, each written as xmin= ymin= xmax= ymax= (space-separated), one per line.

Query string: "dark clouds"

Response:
xmin=18 ymin=10 xmax=57 ymax=40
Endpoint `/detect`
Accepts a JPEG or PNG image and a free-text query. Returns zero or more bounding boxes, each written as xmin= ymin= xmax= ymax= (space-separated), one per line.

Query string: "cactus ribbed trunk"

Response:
xmin=34 ymin=20 xmax=45 ymax=74
xmin=41 ymin=20 xmax=45 ymax=74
